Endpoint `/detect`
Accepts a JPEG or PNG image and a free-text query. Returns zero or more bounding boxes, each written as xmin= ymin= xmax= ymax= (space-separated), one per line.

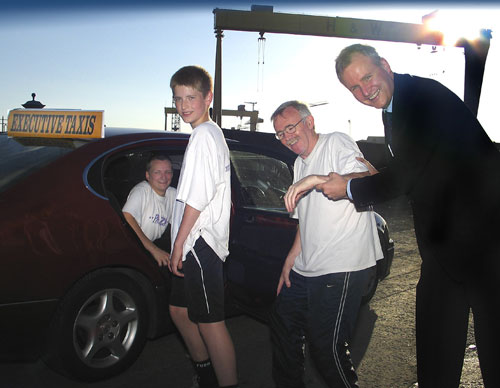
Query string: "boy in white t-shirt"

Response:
xmin=122 ymin=153 xmax=176 ymax=266
xmin=168 ymin=65 xmax=238 ymax=388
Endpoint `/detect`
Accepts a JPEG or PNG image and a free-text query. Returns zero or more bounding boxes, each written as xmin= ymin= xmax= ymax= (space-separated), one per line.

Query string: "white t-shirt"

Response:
xmin=171 ymin=121 xmax=231 ymax=262
xmin=122 ymin=181 xmax=177 ymax=241
xmin=292 ymin=132 xmax=383 ymax=276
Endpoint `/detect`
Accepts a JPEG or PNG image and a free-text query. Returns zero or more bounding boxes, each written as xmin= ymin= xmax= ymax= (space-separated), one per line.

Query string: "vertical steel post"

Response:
xmin=214 ymin=28 xmax=223 ymax=126
xmin=460 ymin=29 xmax=491 ymax=117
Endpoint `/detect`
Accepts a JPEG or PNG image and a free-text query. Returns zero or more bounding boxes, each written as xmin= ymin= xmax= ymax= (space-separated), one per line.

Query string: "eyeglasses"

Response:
xmin=275 ymin=117 xmax=306 ymax=140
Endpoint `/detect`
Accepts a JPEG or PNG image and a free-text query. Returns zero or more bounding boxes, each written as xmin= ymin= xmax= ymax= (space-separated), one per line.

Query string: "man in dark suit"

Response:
xmin=283 ymin=44 xmax=500 ymax=387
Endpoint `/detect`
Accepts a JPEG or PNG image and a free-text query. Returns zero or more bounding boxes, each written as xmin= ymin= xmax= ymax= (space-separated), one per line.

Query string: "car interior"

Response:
xmin=102 ymin=149 xmax=184 ymax=209
xmin=99 ymin=147 xmax=292 ymax=213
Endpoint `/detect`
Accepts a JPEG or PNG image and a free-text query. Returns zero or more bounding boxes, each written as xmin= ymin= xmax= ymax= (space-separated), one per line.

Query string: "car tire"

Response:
xmin=43 ymin=269 xmax=149 ymax=381
xmin=361 ymin=264 xmax=378 ymax=305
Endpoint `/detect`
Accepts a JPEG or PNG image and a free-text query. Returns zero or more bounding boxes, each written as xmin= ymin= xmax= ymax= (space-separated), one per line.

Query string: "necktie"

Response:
xmin=382 ymin=111 xmax=394 ymax=157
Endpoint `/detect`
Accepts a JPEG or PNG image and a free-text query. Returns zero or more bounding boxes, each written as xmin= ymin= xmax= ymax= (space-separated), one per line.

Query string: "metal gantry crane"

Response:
xmin=212 ymin=7 xmax=491 ymax=126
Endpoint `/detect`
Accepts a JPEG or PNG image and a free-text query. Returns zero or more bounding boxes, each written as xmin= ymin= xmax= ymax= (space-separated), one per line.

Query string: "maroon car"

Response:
xmin=0 ymin=126 xmax=393 ymax=381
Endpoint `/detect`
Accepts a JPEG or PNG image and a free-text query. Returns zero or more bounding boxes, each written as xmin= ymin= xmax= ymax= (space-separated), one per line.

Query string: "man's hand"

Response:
xmin=123 ymin=211 xmax=173 ymax=267
xmin=277 ymin=255 xmax=295 ymax=296
xmin=169 ymin=244 xmax=184 ymax=277
xmin=277 ymin=228 xmax=301 ymax=296
xmin=316 ymin=172 xmax=349 ymax=200
xmin=356 ymin=156 xmax=378 ymax=175
xmin=284 ymin=174 xmax=328 ymax=212
xmin=151 ymin=246 xmax=171 ymax=267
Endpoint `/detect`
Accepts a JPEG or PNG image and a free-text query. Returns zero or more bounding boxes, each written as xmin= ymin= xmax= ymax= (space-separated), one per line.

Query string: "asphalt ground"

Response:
xmin=0 ymin=197 xmax=483 ymax=388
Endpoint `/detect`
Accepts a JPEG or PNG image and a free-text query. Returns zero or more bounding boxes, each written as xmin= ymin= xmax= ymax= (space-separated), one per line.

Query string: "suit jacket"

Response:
xmin=351 ymin=73 xmax=500 ymax=280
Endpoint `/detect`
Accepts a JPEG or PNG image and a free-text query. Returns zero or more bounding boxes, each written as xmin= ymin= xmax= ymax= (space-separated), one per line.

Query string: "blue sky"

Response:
xmin=1 ymin=1 xmax=499 ymax=141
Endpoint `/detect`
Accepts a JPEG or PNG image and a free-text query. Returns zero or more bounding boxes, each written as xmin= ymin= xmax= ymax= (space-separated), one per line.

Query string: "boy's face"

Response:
xmin=173 ymin=85 xmax=212 ymax=128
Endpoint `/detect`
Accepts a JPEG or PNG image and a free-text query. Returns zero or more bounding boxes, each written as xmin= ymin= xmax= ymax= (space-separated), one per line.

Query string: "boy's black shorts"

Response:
xmin=169 ymin=273 xmax=187 ymax=307
xmin=169 ymin=237 xmax=225 ymax=324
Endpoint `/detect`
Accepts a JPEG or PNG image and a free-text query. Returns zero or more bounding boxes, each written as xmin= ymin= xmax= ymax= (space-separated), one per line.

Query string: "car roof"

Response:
xmin=103 ymin=127 xmax=175 ymax=137
xmin=102 ymin=127 xmax=296 ymax=161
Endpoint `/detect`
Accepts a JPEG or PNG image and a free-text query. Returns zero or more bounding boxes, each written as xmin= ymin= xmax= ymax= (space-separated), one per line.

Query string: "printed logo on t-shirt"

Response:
xmin=150 ymin=214 xmax=168 ymax=226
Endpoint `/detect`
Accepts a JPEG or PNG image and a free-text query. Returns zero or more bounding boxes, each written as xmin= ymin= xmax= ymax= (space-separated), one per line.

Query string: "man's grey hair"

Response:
xmin=335 ymin=44 xmax=383 ymax=82
xmin=270 ymin=100 xmax=312 ymax=123
xmin=146 ymin=153 xmax=172 ymax=172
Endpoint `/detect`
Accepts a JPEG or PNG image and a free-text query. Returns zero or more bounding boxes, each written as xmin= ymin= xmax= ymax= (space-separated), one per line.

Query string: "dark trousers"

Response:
xmin=416 ymin=255 xmax=500 ymax=387
xmin=270 ymin=269 xmax=368 ymax=388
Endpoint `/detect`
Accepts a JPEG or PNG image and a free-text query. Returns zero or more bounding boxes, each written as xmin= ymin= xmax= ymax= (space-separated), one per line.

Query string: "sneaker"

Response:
xmin=190 ymin=374 xmax=200 ymax=388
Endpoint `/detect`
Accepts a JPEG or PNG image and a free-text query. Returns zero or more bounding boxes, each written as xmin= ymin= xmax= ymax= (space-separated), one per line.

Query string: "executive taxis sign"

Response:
xmin=7 ymin=109 xmax=104 ymax=139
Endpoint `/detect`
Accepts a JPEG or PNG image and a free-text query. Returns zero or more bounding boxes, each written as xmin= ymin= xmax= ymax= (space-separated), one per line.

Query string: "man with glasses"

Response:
xmin=270 ymin=100 xmax=382 ymax=388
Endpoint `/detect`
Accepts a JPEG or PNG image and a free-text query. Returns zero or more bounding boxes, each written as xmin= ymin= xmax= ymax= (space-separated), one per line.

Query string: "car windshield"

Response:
xmin=0 ymin=134 xmax=87 ymax=193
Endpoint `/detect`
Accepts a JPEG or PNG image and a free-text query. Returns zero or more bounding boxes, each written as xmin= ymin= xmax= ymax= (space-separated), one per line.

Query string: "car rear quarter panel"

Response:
xmin=0 ymin=133 xmax=188 ymax=359
xmin=0 ymin=139 xmax=164 ymax=304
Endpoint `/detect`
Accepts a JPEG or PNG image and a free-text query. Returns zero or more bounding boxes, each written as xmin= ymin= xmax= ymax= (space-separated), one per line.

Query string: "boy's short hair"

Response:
xmin=170 ymin=65 xmax=213 ymax=97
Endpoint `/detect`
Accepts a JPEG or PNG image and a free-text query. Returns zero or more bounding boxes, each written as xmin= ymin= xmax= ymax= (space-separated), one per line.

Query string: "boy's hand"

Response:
xmin=169 ymin=246 xmax=184 ymax=277
xmin=169 ymin=204 xmax=200 ymax=277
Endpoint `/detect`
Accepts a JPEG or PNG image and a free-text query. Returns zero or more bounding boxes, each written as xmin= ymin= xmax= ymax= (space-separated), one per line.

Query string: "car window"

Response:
xmin=230 ymin=150 xmax=292 ymax=210
xmin=102 ymin=149 xmax=184 ymax=208
xmin=0 ymin=134 xmax=83 ymax=193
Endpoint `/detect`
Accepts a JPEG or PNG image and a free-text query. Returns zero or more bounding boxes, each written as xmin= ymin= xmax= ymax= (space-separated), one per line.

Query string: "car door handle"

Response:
xmin=244 ymin=215 xmax=255 ymax=223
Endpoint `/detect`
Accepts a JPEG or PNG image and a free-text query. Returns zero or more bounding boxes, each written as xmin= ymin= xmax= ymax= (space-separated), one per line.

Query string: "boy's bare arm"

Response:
xmin=170 ymin=204 xmax=201 ymax=277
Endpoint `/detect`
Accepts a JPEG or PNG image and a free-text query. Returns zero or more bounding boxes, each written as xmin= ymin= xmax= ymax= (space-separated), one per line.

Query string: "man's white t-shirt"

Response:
xmin=292 ymin=132 xmax=383 ymax=277
xmin=171 ymin=121 xmax=231 ymax=262
xmin=122 ymin=181 xmax=177 ymax=241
